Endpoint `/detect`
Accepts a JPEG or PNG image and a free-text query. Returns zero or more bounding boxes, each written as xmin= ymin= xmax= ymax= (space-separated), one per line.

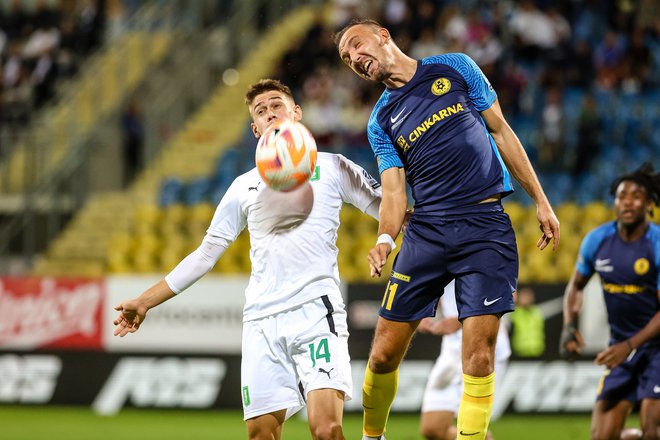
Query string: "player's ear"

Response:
xmin=379 ymin=27 xmax=391 ymax=44
xmin=293 ymin=104 xmax=302 ymax=122
xmin=251 ymin=122 xmax=261 ymax=139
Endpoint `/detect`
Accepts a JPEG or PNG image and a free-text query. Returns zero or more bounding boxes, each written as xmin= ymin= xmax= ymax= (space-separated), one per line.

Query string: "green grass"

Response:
xmin=0 ymin=406 xmax=641 ymax=439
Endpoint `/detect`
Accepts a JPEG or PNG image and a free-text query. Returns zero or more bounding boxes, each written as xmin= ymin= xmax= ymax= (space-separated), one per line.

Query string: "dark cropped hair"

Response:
xmin=610 ymin=162 xmax=660 ymax=209
xmin=333 ymin=18 xmax=384 ymax=47
xmin=245 ymin=79 xmax=294 ymax=107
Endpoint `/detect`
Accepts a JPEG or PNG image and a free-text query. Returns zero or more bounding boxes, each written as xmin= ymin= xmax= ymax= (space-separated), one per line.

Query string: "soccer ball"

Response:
xmin=255 ymin=120 xmax=318 ymax=192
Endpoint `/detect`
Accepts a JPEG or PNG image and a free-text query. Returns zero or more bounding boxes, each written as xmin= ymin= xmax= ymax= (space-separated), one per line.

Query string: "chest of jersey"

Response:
xmin=594 ymin=235 xmax=657 ymax=295
xmin=378 ymin=65 xmax=479 ymax=159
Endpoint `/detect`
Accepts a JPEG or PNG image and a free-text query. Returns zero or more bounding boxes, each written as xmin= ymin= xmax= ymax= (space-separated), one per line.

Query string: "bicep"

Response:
xmin=480 ymin=100 xmax=508 ymax=136
xmin=380 ymin=166 xmax=406 ymax=197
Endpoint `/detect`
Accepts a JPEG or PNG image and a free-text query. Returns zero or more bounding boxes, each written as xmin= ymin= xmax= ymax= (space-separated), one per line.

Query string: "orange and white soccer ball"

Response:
xmin=255 ymin=120 xmax=318 ymax=192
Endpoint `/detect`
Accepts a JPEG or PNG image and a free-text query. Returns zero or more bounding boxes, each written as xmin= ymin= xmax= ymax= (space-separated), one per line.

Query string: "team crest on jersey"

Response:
xmin=431 ymin=78 xmax=451 ymax=96
xmin=397 ymin=135 xmax=411 ymax=151
xmin=633 ymin=257 xmax=650 ymax=275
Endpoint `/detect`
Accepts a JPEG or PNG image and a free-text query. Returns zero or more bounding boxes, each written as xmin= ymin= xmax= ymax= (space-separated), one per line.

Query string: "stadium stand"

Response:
xmin=1 ymin=0 xmax=657 ymax=283
xmin=32 ymin=4 xmax=320 ymax=276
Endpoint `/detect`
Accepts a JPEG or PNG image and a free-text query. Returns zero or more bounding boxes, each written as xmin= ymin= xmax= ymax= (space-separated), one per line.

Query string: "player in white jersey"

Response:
xmin=418 ymin=280 xmax=511 ymax=440
xmin=113 ymin=79 xmax=382 ymax=440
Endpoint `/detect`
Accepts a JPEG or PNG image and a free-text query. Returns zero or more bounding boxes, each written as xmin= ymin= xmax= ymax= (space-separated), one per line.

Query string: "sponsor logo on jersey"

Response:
xmin=595 ymin=258 xmax=613 ymax=273
xmin=391 ymin=107 xmax=412 ymax=130
xmin=392 ymin=271 xmax=411 ymax=282
xmin=603 ymin=283 xmax=644 ymax=295
xmin=390 ymin=107 xmax=407 ymax=123
xmin=397 ymin=135 xmax=411 ymax=152
xmin=431 ymin=77 xmax=451 ymax=96
xmin=402 ymin=102 xmax=465 ymax=147
xmin=633 ymin=258 xmax=649 ymax=275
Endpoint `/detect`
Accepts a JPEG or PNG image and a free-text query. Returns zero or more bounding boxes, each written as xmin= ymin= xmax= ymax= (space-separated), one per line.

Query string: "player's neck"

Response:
xmin=383 ymin=55 xmax=417 ymax=89
xmin=616 ymin=220 xmax=648 ymax=242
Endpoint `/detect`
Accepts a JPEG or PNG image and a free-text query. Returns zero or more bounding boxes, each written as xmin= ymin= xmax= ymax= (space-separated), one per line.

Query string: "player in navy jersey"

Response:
xmin=562 ymin=163 xmax=660 ymax=440
xmin=334 ymin=19 xmax=560 ymax=440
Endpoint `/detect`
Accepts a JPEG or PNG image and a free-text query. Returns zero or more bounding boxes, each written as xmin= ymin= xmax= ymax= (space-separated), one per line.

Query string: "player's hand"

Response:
xmin=113 ymin=299 xmax=148 ymax=337
xmin=559 ymin=322 xmax=584 ymax=359
xmin=417 ymin=318 xmax=435 ymax=333
xmin=536 ymin=203 xmax=560 ymax=251
xmin=595 ymin=341 xmax=633 ymax=369
xmin=367 ymin=243 xmax=391 ymax=278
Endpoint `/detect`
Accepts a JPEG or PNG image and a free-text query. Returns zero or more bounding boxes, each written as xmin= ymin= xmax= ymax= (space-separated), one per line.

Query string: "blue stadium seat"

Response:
xmin=184 ymin=177 xmax=212 ymax=205
xmin=159 ymin=178 xmax=185 ymax=207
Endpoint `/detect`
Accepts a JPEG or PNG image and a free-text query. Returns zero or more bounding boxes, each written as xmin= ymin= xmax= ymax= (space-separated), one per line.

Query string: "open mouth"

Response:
xmin=363 ymin=60 xmax=373 ymax=77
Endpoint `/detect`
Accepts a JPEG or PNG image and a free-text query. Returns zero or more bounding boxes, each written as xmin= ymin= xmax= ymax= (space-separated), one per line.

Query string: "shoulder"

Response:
xmin=317 ymin=151 xmax=341 ymax=166
xmin=224 ymin=168 xmax=260 ymax=196
xmin=317 ymin=152 xmax=358 ymax=175
xmin=583 ymin=222 xmax=617 ymax=247
xmin=646 ymin=222 xmax=660 ymax=247
xmin=421 ymin=53 xmax=476 ymax=71
xmin=369 ymin=90 xmax=391 ymax=123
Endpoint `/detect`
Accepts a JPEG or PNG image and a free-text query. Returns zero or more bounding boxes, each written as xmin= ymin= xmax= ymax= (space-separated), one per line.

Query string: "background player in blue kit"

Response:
xmin=335 ymin=19 xmax=560 ymax=440
xmin=562 ymin=163 xmax=660 ymax=440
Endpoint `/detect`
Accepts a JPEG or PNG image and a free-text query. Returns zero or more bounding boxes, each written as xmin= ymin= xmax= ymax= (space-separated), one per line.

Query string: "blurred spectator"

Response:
xmin=0 ymin=0 xmax=107 ymax=134
xmin=465 ymin=27 xmax=502 ymax=68
xmin=565 ymin=39 xmax=594 ymax=88
xmin=30 ymin=48 xmax=57 ymax=108
xmin=491 ymin=59 xmax=527 ymax=117
xmin=593 ymin=30 xmax=626 ymax=90
xmin=75 ymin=0 xmax=104 ymax=55
xmin=120 ymin=98 xmax=144 ymax=187
xmin=509 ymin=0 xmax=559 ymax=61
xmin=409 ymin=28 xmax=444 ymax=60
xmin=539 ymin=86 xmax=565 ymax=170
xmin=3 ymin=0 xmax=28 ymax=40
xmin=573 ymin=94 xmax=602 ymax=178
xmin=510 ymin=287 xmax=545 ymax=357
xmin=300 ymin=67 xmax=342 ymax=149
xmin=622 ymin=29 xmax=652 ymax=90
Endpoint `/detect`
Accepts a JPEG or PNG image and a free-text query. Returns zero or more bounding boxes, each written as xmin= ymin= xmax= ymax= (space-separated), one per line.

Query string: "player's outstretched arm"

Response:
xmin=417 ymin=317 xmax=461 ymax=335
xmin=560 ymin=270 xmax=588 ymax=358
xmin=368 ymin=166 xmax=407 ymax=277
xmin=113 ymin=279 xmax=175 ymax=337
xmin=481 ymin=100 xmax=560 ymax=251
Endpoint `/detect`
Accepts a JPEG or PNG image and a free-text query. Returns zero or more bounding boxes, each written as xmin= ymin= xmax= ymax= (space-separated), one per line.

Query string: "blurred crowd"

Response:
xmin=0 ymin=0 xmax=105 ymax=153
xmin=276 ymin=0 xmax=660 ymax=203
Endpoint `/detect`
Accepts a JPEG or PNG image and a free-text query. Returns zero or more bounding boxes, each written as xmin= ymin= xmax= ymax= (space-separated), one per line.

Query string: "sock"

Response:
xmin=362 ymin=365 xmax=398 ymax=437
xmin=456 ymin=372 xmax=495 ymax=440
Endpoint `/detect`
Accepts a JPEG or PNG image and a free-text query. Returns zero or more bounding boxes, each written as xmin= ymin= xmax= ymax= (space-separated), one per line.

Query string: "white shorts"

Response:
xmin=421 ymin=341 xmax=508 ymax=420
xmin=241 ymin=294 xmax=352 ymax=421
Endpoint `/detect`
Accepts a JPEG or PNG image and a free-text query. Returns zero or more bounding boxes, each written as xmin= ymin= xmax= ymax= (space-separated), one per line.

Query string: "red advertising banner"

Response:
xmin=0 ymin=277 xmax=104 ymax=350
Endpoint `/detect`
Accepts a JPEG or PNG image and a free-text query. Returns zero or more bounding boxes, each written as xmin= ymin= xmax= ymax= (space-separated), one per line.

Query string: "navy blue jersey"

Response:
xmin=577 ymin=222 xmax=660 ymax=348
xmin=367 ymin=53 xmax=513 ymax=213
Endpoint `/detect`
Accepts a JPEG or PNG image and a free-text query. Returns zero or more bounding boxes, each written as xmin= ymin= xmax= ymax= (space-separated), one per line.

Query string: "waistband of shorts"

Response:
xmin=413 ymin=200 xmax=504 ymax=217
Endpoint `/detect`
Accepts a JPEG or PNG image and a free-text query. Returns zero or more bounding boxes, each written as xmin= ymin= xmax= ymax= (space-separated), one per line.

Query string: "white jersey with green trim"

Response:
xmin=207 ymin=152 xmax=381 ymax=321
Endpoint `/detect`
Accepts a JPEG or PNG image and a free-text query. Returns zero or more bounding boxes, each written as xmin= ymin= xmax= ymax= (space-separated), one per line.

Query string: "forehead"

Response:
xmin=616 ymin=180 xmax=646 ymax=195
xmin=251 ymin=90 xmax=289 ymax=108
xmin=339 ymin=24 xmax=375 ymax=52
